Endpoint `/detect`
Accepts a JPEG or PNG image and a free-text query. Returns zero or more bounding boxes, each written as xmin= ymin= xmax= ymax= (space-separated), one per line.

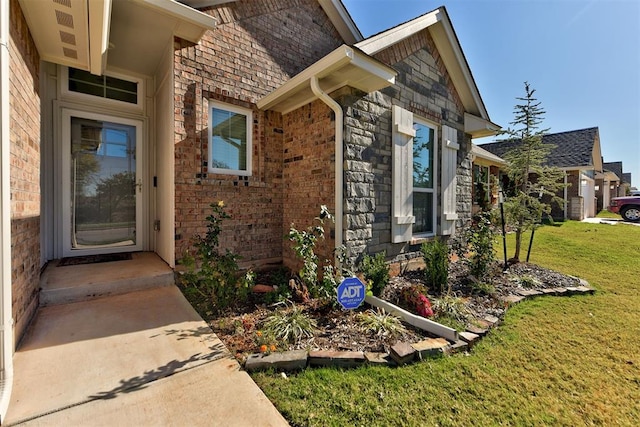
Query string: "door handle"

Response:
xmin=136 ymin=179 xmax=143 ymax=193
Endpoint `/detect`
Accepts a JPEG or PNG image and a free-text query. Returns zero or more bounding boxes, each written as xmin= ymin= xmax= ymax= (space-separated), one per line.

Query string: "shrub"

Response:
xmin=262 ymin=302 xmax=317 ymax=344
xmin=421 ymin=238 xmax=450 ymax=295
xmin=358 ymin=252 xmax=390 ymax=297
xmin=356 ymin=309 xmax=406 ymax=337
xmin=402 ymin=284 xmax=434 ymax=318
xmin=179 ymin=201 xmax=251 ymax=315
xmin=288 ymin=206 xmax=345 ymax=299
xmin=464 ymin=212 xmax=497 ymax=280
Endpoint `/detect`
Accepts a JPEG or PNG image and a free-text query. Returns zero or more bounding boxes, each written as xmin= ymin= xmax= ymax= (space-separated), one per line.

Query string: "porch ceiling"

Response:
xmin=18 ymin=0 xmax=216 ymax=76
xmin=257 ymin=45 xmax=396 ymax=114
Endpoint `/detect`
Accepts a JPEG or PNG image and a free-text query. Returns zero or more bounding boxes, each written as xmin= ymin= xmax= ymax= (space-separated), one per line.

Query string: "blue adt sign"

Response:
xmin=337 ymin=277 xmax=366 ymax=309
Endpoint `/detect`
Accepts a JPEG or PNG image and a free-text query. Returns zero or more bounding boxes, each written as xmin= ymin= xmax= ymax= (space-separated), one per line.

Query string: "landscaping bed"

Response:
xmin=198 ymin=260 xmax=587 ymax=364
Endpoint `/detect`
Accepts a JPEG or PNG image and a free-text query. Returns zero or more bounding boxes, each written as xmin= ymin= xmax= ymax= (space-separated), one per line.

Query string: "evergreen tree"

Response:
xmin=501 ymin=82 xmax=565 ymax=262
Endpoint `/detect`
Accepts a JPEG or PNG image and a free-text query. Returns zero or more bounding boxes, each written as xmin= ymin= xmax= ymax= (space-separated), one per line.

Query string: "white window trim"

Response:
xmin=60 ymin=108 xmax=144 ymax=257
xmin=412 ymin=117 xmax=438 ymax=239
xmin=208 ymin=100 xmax=252 ymax=176
xmin=60 ymin=66 xmax=144 ymax=111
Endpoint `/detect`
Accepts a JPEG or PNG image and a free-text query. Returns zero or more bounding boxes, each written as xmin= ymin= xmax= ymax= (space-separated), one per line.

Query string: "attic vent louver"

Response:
xmin=53 ymin=0 xmax=72 ymax=7
xmin=63 ymin=47 xmax=78 ymax=59
xmin=55 ymin=10 xmax=74 ymax=28
xmin=59 ymin=31 xmax=76 ymax=45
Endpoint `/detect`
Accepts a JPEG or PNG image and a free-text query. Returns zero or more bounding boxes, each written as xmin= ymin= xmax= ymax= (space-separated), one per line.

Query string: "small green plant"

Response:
xmin=179 ymin=201 xmax=251 ymax=315
xmin=262 ymin=302 xmax=317 ymax=344
xmin=432 ymin=294 xmax=469 ymax=325
xmin=288 ymin=206 xmax=344 ymax=299
xmin=471 ymin=281 xmax=496 ymax=297
xmin=460 ymin=212 xmax=497 ymax=281
xmin=421 ymin=238 xmax=450 ymax=295
xmin=358 ymin=252 xmax=390 ymax=297
xmin=518 ymin=274 xmax=541 ymax=288
xmin=356 ymin=309 xmax=406 ymax=337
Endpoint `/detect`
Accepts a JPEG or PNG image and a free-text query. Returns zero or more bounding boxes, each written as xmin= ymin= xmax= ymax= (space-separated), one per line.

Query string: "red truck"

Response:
xmin=609 ymin=196 xmax=640 ymax=222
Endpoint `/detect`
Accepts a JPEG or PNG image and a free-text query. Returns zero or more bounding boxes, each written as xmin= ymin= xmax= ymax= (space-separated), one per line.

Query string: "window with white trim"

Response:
xmin=208 ymin=101 xmax=252 ymax=176
xmin=412 ymin=119 xmax=437 ymax=235
xmin=62 ymin=67 xmax=143 ymax=109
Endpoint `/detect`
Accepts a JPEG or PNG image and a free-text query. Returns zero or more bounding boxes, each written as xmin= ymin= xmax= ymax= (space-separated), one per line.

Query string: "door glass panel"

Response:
xmin=70 ymin=117 xmax=137 ymax=249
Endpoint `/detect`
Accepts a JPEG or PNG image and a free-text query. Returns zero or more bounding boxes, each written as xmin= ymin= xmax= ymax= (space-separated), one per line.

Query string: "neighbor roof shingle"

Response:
xmin=479 ymin=127 xmax=599 ymax=169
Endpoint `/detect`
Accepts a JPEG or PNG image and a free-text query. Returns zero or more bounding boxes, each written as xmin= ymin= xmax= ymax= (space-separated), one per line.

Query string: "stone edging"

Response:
xmin=243 ymin=279 xmax=594 ymax=372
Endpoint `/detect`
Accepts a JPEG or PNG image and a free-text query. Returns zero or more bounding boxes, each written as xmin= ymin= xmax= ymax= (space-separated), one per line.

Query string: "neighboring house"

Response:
xmin=480 ymin=127 xmax=603 ymax=221
xmin=595 ymin=169 xmax=620 ymax=212
xmin=622 ymin=172 xmax=633 ymax=195
xmin=3 ymin=0 xmax=499 ymax=419
xmin=603 ymin=161 xmax=630 ymax=197
xmin=471 ymin=144 xmax=505 ymax=213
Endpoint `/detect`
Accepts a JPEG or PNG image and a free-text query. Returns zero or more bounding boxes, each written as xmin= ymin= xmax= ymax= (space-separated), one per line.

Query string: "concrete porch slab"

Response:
xmin=5 ymin=286 xmax=288 ymax=426
xmin=40 ymin=252 xmax=175 ymax=306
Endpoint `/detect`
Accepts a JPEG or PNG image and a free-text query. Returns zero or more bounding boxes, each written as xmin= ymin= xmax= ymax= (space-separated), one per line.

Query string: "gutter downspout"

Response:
xmin=0 ymin=0 xmax=14 ymax=421
xmin=310 ymin=76 xmax=343 ymax=258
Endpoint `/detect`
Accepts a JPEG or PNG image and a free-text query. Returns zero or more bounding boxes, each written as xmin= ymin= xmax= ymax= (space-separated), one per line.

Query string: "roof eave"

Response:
xmin=464 ymin=113 xmax=501 ymax=138
xmin=257 ymin=45 xmax=396 ymax=114
xmin=137 ymin=0 xmax=217 ymax=42
xmin=318 ymin=0 xmax=363 ymax=44
xmin=356 ymin=7 xmax=491 ymax=121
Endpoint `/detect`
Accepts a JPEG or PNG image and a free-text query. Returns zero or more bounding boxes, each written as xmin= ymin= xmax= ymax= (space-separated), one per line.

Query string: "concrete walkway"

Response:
xmin=5 ymin=286 xmax=288 ymax=426
xmin=582 ymin=217 xmax=640 ymax=226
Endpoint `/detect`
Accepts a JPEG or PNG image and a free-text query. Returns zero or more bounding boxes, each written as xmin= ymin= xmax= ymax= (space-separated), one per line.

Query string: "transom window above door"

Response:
xmin=62 ymin=67 xmax=143 ymax=109
xmin=208 ymin=101 xmax=252 ymax=176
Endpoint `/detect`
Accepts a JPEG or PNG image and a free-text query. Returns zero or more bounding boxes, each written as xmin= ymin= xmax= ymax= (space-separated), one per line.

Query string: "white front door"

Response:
xmin=61 ymin=109 xmax=143 ymax=256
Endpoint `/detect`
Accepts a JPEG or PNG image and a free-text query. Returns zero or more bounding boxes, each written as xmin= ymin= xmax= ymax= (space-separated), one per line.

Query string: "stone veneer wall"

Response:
xmin=337 ymin=29 xmax=473 ymax=267
xmin=173 ymin=0 xmax=343 ymax=267
xmin=9 ymin=0 xmax=41 ymax=342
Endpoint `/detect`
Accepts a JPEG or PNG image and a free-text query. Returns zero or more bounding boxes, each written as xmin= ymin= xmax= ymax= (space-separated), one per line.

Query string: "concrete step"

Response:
xmin=40 ymin=252 xmax=174 ymax=306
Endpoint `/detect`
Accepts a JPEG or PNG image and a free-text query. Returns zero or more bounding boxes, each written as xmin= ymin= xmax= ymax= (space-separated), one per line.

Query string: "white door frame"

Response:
xmin=60 ymin=108 xmax=144 ymax=257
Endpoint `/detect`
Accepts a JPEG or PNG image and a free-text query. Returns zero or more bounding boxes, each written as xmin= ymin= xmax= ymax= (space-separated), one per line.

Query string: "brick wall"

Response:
xmin=173 ymin=0 xmax=344 ymax=267
xmin=281 ymin=100 xmax=336 ymax=271
xmin=9 ymin=0 xmax=41 ymax=342
xmin=340 ymin=29 xmax=471 ymax=267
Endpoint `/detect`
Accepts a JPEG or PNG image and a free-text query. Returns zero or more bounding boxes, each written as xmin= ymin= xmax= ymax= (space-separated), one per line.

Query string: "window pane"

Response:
xmin=413 ymin=122 xmax=434 ymax=188
xmin=68 ymin=68 xmax=138 ymax=104
xmin=106 ymin=88 xmax=138 ymax=104
xmin=413 ymin=191 xmax=434 ymax=234
xmin=211 ymin=108 xmax=247 ymax=171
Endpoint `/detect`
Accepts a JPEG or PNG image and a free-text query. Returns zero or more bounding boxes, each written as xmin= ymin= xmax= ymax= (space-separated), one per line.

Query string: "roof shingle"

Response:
xmin=479 ymin=127 xmax=599 ymax=169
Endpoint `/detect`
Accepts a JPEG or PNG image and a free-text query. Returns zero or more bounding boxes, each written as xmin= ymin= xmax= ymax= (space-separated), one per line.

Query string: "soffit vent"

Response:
xmin=55 ymin=9 xmax=74 ymax=28
xmin=59 ymin=30 xmax=76 ymax=45
xmin=63 ymin=47 xmax=78 ymax=59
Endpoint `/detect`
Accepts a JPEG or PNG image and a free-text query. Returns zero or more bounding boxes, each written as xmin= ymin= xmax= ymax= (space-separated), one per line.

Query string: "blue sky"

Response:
xmin=342 ymin=0 xmax=640 ymax=188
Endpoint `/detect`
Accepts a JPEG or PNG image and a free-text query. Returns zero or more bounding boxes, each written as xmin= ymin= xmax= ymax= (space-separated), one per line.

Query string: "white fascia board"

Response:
xmin=472 ymin=144 xmax=506 ymax=165
xmin=464 ymin=112 xmax=501 ymax=138
xmin=181 ymin=0 xmax=236 ymax=7
xmin=357 ymin=8 xmax=491 ymax=121
xmin=433 ymin=17 xmax=489 ymax=120
xmin=318 ymin=0 xmax=362 ymax=44
xmin=356 ymin=10 xmax=439 ymax=55
xmin=257 ymin=45 xmax=396 ymax=112
xmin=88 ymin=0 xmax=112 ymax=75
xmin=137 ymin=0 xmax=217 ymax=41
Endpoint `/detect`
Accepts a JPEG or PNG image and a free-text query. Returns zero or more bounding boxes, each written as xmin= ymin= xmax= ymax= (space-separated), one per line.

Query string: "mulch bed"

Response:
xmin=204 ymin=260 xmax=581 ymax=360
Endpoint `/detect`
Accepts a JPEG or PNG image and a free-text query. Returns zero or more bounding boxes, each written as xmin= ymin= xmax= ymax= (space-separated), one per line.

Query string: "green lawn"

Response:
xmin=251 ymin=221 xmax=640 ymax=426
